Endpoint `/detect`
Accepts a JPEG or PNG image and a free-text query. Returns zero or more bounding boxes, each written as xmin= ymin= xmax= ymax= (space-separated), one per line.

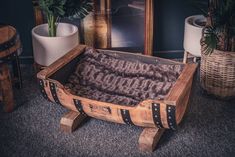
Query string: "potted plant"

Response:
xmin=183 ymin=1 xmax=209 ymax=63
xmin=200 ymin=0 xmax=235 ymax=98
xmin=32 ymin=0 xmax=93 ymax=66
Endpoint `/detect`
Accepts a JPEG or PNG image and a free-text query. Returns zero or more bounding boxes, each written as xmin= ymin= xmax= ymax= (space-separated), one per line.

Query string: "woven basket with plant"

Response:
xmin=200 ymin=0 xmax=235 ymax=98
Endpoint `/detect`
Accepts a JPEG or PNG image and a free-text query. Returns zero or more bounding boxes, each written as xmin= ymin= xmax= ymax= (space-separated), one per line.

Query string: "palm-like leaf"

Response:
xmin=39 ymin=0 xmax=93 ymax=19
xmin=38 ymin=0 xmax=93 ymax=36
xmin=201 ymin=0 xmax=235 ymax=53
xmin=39 ymin=0 xmax=66 ymax=17
xmin=212 ymin=0 xmax=235 ymax=28
xmin=63 ymin=0 xmax=93 ymax=19
xmin=201 ymin=26 xmax=218 ymax=55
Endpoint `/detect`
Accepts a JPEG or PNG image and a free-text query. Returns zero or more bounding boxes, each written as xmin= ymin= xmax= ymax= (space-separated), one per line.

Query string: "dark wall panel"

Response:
xmin=0 ymin=0 xmax=203 ymax=60
xmin=0 ymin=0 xmax=35 ymax=57
xmin=153 ymin=0 xmax=202 ymax=54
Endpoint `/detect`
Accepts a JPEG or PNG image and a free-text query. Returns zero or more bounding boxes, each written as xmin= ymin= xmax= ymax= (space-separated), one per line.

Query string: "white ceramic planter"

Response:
xmin=183 ymin=15 xmax=206 ymax=57
xmin=32 ymin=23 xmax=78 ymax=66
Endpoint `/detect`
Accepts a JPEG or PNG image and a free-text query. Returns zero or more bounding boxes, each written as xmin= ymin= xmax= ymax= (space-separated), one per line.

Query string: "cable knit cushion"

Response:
xmin=65 ymin=48 xmax=184 ymax=106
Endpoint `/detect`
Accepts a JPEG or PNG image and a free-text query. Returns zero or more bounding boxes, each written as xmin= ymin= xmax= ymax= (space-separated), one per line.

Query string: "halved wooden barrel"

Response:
xmin=37 ymin=45 xmax=197 ymax=130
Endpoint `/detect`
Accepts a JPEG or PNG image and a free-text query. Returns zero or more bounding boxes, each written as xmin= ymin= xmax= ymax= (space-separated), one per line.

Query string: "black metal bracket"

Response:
xmin=49 ymin=82 xmax=62 ymax=105
xmin=152 ymin=103 xmax=164 ymax=128
xmin=38 ymin=79 xmax=50 ymax=101
xmin=120 ymin=109 xmax=134 ymax=125
xmin=166 ymin=105 xmax=177 ymax=130
xmin=73 ymin=99 xmax=85 ymax=114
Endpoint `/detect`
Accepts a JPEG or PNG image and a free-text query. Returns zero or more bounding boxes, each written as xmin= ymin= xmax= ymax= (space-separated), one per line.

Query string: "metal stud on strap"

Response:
xmin=166 ymin=105 xmax=177 ymax=130
xmin=152 ymin=103 xmax=164 ymax=128
xmin=73 ymin=99 xmax=84 ymax=114
xmin=38 ymin=79 xmax=50 ymax=101
xmin=49 ymin=82 xmax=62 ymax=105
xmin=120 ymin=109 xmax=134 ymax=125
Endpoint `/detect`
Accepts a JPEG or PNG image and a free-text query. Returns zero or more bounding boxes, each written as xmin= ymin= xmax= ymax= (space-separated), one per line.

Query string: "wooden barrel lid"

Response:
xmin=0 ymin=25 xmax=21 ymax=59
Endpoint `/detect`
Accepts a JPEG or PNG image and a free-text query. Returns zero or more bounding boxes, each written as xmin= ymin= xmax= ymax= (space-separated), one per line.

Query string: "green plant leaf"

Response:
xmin=63 ymin=0 xmax=93 ymax=19
xmin=201 ymin=26 xmax=218 ymax=55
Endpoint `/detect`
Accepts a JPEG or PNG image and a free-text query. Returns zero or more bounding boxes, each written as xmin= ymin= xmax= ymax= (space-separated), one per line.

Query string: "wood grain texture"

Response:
xmin=45 ymin=80 xmax=156 ymax=127
xmin=165 ymin=63 xmax=198 ymax=105
xmin=165 ymin=63 xmax=197 ymax=125
xmin=60 ymin=111 xmax=87 ymax=133
xmin=144 ymin=0 xmax=154 ymax=55
xmin=33 ymin=6 xmax=44 ymax=26
xmin=37 ymin=44 xmax=86 ymax=79
xmin=138 ymin=127 xmax=165 ymax=152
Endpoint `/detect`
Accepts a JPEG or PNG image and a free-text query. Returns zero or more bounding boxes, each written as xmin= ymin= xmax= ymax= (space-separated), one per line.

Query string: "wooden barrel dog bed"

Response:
xmin=37 ymin=45 xmax=197 ymax=152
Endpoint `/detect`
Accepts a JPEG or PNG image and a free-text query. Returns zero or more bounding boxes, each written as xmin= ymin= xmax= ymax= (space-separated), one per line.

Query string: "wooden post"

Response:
xmin=0 ymin=63 xmax=15 ymax=112
xmin=144 ymin=0 xmax=154 ymax=55
xmin=94 ymin=0 xmax=108 ymax=48
xmin=60 ymin=111 xmax=87 ymax=133
xmin=138 ymin=127 xmax=165 ymax=152
xmin=106 ymin=0 xmax=112 ymax=48
xmin=32 ymin=1 xmax=44 ymax=26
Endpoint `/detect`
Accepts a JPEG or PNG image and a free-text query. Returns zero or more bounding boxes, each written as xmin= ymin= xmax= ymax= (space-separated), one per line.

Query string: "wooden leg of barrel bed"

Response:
xmin=138 ymin=127 xmax=165 ymax=152
xmin=60 ymin=111 xmax=87 ymax=133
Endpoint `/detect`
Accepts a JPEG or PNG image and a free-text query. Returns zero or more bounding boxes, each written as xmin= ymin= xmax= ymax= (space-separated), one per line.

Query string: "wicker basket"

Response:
xmin=200 ymin=49 xmax=235 ymax=98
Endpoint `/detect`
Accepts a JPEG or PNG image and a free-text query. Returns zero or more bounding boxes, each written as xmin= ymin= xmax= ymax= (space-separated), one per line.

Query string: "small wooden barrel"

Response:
xmin=0 ymin=25 xmax=21 ymax=59
xmin=0 ymin=25 xmax=21 ymax=112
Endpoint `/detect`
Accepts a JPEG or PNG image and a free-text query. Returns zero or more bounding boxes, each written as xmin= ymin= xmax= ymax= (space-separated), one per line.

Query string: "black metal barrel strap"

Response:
xmin=0 ymin=31 xmax=18 ymax=52
xmin=49 ymin=82 xmax=62 ymax=105
xmin=38 ymin=79 xmax=50 ymax=101
xmin=73 ymin=99 xmax=85 ymax=114
xmin=152 ymin=103 xmax=164 ymax=128
xmin=166 ymin=105 xmax=177 ymax=130
xmin=120 ymin=109 xmax=134 ymax=125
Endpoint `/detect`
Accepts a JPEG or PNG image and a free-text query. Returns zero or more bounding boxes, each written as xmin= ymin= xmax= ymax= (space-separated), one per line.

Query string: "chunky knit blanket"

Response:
xmin=65 ymin=48 xmax=184 ymax=106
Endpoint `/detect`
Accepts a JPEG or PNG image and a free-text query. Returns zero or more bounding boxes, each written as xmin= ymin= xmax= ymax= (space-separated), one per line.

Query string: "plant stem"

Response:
xmin=47 ymin=14 xmax=57 ymax=37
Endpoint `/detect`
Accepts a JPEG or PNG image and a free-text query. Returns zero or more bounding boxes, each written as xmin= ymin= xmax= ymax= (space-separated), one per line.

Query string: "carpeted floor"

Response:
xmin=0 ymin=65 xmax=234 ymax=157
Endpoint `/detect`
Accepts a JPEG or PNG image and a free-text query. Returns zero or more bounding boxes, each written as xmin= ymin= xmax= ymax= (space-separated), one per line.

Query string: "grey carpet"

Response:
xmin=0 ymin=65 xmax=234 ymax=157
